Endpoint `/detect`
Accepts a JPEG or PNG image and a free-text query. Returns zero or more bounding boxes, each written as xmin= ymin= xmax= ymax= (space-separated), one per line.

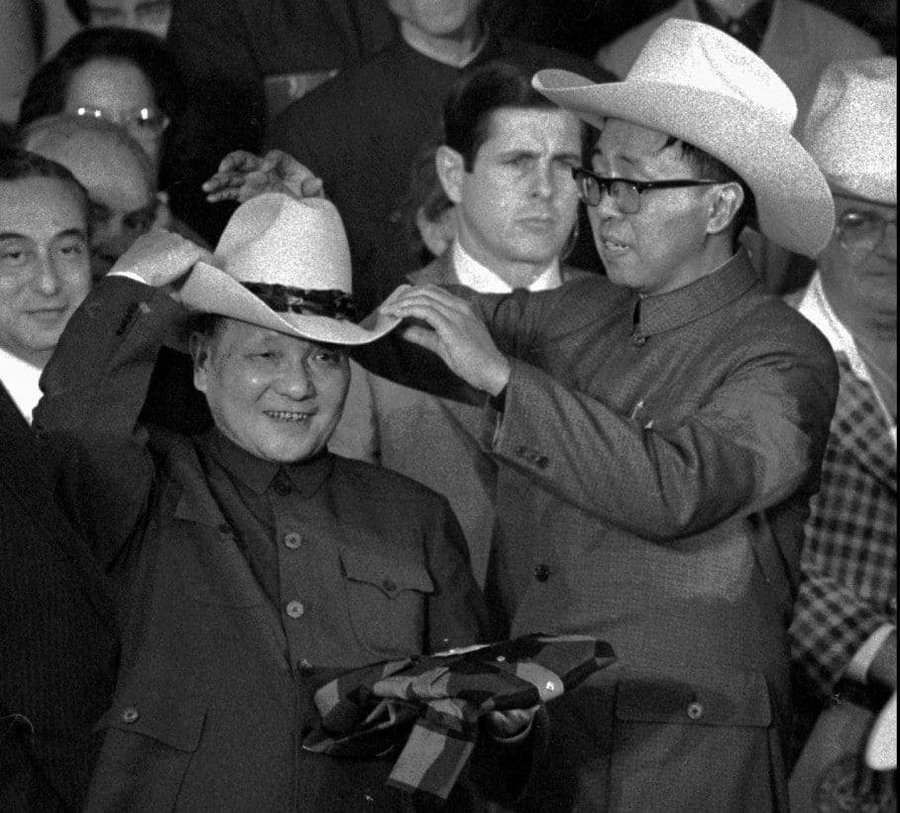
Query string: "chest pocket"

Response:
xmin=339 ymin=545 xmax=435 ymax=659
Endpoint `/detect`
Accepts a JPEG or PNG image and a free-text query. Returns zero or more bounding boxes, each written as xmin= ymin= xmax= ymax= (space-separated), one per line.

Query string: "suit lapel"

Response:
xmin=0 ymin=384 xmax=119 ymax=629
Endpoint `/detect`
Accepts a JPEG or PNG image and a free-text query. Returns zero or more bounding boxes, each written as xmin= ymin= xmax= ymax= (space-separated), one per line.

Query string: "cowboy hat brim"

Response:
xmin=181 ymin=260 xmax=401 ymax=345
xmin=533 ymin=70 xmax=835 ymax=258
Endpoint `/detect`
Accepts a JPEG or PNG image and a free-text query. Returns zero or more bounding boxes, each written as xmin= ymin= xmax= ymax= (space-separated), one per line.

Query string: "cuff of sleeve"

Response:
xmin=846 ymin=624 xmax=897 ymax=683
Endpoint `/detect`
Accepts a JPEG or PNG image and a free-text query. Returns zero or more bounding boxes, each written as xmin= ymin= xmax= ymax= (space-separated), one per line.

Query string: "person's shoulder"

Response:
xmin=728 ymin=285 xmax=836 ymax=364
xmin=496 ymin=36 xmax=616 ymax=82
xmin=332 ymin=454 xmax=448 ymax=508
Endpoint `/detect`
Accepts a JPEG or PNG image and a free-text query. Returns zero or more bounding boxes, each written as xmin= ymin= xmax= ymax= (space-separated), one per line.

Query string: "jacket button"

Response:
xmin=286 ymin=600 xmax=305 ymax=619
xmin=121 ymin=706 xmax=139 ymax=724
xmin=534 ymin=564 xmax=551 ymax=582
xmin=632 ymin=334 xmax=647 ymax=347
xmin=283 ymin=532 xmax=303 ymax=550
xmin=535 ymin=455 xmax=550 ymax=469
xmin=381 ymin=579 xmax=397 ymax=594
xmin=687 ymin=701 xmax=704 ymax=720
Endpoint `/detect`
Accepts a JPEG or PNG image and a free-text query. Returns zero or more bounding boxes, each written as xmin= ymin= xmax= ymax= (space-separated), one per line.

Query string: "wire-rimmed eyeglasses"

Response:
xmin=74 ymin=105 xmax=170 ymax=137
xmin=835 ymin=207 xmax=897 ymax=259
xmin=572 ymin=167 xmax=719 ymax=214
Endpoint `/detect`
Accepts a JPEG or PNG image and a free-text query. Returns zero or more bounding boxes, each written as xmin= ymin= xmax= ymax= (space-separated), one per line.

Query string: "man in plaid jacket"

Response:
xmin=789 ymin=57 xmax=896 ymax=710
xmin=785 ymin=64 xmax=896 ymax=813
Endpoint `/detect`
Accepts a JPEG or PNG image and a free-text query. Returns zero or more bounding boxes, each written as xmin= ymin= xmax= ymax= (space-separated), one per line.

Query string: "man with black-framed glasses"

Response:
xmin=788 ymin=57 xmax=896 ymax=813
xmin=374 ymin=19 xmax=841 ymax=810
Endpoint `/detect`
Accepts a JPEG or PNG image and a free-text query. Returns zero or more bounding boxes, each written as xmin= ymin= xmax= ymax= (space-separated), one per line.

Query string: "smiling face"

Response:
xmin=589 ymin=118 xmax=724 ymax=296
xmin=440 ymin=106 xmax=582 ymax=284
xmin=0 ymin=177 xmax=91 ymax=365
xmin=191 ymin=319 xmax=351 ymax=463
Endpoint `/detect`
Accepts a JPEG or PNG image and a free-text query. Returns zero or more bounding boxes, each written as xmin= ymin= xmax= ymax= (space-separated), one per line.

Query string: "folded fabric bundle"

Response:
xmin=303 ymin=633 xmax=616 ymax=800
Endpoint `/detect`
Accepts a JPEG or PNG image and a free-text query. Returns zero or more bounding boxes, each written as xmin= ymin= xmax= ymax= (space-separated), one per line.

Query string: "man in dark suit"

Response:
xmin=0 ymin=147 xmax=119 ymax=809
xmin=34 ymin=194 xmax=534 ymax=810
xmin=267 ymin=0 xmax=613 ymax=313
xmin=332 ymin=62 xmax=593 ymax=584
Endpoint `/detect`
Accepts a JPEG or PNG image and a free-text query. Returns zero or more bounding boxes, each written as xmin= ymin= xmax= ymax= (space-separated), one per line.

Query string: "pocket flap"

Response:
xmin=95 ymin=694 xmax=207 ymax=752
xmin=615 ymin=666 xmax=772 ymax=727
xmin=340 ymin=546 xmax=435 ymax=598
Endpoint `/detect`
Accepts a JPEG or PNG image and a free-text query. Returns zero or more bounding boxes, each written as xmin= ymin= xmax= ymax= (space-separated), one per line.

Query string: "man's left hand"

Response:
xmin=379 ymin=285 xmax=511 ymax=396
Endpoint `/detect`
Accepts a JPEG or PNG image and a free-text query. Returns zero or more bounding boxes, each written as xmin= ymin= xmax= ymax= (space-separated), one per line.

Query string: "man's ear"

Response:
xmin=706 ymin=181 xmax=745 ymax=236
xmin=435 ymin=145 xmax=466 ymax=205
xmin=189 ymin=332 xmax=210 ymax=394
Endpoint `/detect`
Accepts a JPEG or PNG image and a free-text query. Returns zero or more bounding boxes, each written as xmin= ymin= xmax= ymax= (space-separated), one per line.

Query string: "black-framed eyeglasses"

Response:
xmin=572 ymin=167 xmax=719 ymax=214
xmin=835 ymin=208 xmax=897 ymax=259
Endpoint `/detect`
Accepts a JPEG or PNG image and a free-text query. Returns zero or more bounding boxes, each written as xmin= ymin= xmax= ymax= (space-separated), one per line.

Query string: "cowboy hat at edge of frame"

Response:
xmin=532 ymin=19 xmax=835 ymax=258
xmin=180 ymin=193 xmax=400 ymax=345
xmin=803 ymin=57 xmax=897 ymax=207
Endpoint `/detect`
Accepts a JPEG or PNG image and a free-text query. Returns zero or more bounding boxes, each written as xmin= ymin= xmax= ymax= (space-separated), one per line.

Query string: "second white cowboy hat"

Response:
xmin=180 ymin=193 xmax=399 ymax=345
xmin=532 ymin=19 xmax=835 ymax=258
xmin=803 ymin=57 xmax=897 ymax=206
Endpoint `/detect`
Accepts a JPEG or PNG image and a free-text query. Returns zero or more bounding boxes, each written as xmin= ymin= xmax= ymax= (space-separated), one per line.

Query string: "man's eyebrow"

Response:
xmin=0 ymin=232 xmax=29 ymax=241
xmin=55 ymin=228 xmax=89 ymax=241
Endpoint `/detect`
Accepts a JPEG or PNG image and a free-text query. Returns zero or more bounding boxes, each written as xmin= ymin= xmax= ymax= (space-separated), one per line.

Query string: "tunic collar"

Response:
xmin=634 ymin=249 xmax=761 ymax=338
xmin=201 ymin=428 xmax=335 ymax=498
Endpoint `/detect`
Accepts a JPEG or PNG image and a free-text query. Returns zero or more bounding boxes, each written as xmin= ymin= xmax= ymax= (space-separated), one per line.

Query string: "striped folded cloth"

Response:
xmin=303 ymin=633 xmax=615 ymax=800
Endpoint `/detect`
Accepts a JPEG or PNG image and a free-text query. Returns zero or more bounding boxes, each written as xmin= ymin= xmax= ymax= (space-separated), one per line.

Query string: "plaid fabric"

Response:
xmin=303 ymin=634 xmax=615 ymax=800
xmin=790 ymin=355 xmax=897 ymax=698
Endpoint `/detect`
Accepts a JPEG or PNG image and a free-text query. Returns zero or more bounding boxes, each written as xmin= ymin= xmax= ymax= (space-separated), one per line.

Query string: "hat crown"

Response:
xmin=628 ymin=19 xmax=796 ymax=131
xmin=213 ymin=193 xmax=352 ymax=293
xmin=803 ymin=57 xmax=897 ymax=205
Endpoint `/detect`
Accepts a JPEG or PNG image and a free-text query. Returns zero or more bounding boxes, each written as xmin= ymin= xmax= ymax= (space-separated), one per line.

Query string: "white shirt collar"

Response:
xmin=798 ymin=272 xmax=870 ymax=382
xmin=452 ymin=240 xmax=562 ymax=293
xmin=0 ymin=346 xmax=43 ymax=424
xmin=798 ymin=271 xmax=897 ymax=443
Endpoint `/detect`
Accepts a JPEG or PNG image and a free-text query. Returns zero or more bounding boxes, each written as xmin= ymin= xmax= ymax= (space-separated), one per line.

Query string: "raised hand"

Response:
xmin=108 ymin=229 xmax=210 ymax=289
xmin=379 ymin=285 xmax=511 ymax=396
xmin=202 ymin=149 xmax=325 ymax=203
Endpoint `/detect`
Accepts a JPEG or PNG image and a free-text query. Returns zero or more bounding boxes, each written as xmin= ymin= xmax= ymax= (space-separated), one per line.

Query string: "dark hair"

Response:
xmin=17 ymin=26 xmax=184 ymax=129
xmin=0 ymin=146 xmax=89 ymax=213
xmin=443 ymin=61 xmax=566 ymax=171
xmin=667 ymin=136 xmax=757 ymax=240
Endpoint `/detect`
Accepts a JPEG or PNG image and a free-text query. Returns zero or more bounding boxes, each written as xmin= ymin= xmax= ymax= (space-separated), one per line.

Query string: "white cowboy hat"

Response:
xmin=803 ymin=57 xmax=897 ymax=206
xmin=532 ymin=19 xmax=835 ymax=258
xmin=180 ymin=193 xmax=399 ymax=345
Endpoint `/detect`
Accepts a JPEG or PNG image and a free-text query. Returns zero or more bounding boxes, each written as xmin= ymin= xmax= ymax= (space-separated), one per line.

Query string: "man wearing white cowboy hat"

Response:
xmin=371 ymin=18 xmax=840 ymax=810
xmin=787 ymin=57 xmax=897 ymax=812
xmin=32 ymin=193 xmax=539 ymax=810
